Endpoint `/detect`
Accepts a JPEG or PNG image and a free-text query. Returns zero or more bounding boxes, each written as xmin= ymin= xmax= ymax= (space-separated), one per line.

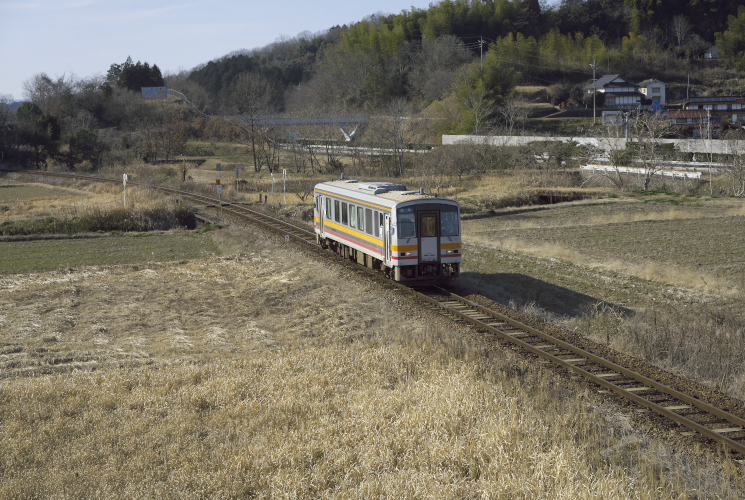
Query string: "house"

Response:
xmin=704 ymin=46 xmax=719 ymax=59
xmin=683 ymin=96 xmax=745 ymax=125
xmin=666 ymin=109 xmax=713 ymax=137
xmin=586 ymin=74 xmax=643 ymax=107
xmin=637 ymin=79 xmax=667 ymax=105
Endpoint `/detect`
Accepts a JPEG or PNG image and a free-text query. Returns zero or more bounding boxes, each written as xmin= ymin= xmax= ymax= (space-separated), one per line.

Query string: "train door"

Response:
xmin=418 ymin=211 xmax=439 ymax=262
xmin=321 ymin=196 xmax=331 ymax=234
xmin=384 ymin=213 xmax=392 ymax=264
xmin=315 ymin=195 xmax=322 ymax=233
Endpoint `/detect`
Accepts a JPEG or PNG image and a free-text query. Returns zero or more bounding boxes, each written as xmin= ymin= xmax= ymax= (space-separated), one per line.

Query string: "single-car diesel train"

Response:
xmin=314 ymin=180 xmax=462 ymax=284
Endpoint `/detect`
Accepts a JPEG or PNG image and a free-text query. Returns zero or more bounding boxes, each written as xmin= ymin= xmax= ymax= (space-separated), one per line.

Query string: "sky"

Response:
xmin=0 ymin=0 xmax=438 ymax=101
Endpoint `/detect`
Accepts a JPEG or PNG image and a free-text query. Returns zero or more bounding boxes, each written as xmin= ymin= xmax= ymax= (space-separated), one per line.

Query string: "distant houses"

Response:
xmin=586 ymin=74 xmax=667 ymax=108
xmin=588 ymin=73 xmax=745 ymax=137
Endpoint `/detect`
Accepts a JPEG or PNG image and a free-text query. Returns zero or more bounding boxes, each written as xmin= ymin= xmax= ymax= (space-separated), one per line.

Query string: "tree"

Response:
xmin=722 ymin=129 xmax=745 ymax=197
xmin=66 ymin=129 xmax=107 ymax=170
xmin=628 ymin=110 xmax=676 ymax=190
xmin=15 ymin=102 xmax=61 ymax=168
xmin=407 ymin=35 xmax=473 ymax=104
xmin=285 ymin=178 xmax=317 ymax=203
xmin=227 ymin=72 xmax=280 ymax=172
xmin=671 ymin=15 xmax=693 ymax=48
xmin=0 ymin=94 xmax=16 ymax=159
xmin=716 ymin=6 xmax=745 ymax=69
xmin=136 ymin=106 xmax=189 ymax=163
xmin=592 ymin=119 xmax=632 ymax=189
xmin=22 ymin=73 xmax=75 ymax=117
xmin=366 ymin=98 xmax=418 ymax=177
xmin=107 ymin=57 xmax=165 ymax=92
xmin=498 ymin=95 xmax=529 ymax=135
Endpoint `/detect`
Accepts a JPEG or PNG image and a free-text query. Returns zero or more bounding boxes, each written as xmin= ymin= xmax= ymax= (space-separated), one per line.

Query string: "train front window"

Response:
xmin=441 ymin=206 xmax=459 ymax=236
xmin=397 ymin=207 xmax=416 ymax=238
xmin=421 ymin=216 xmax=436 ymax=237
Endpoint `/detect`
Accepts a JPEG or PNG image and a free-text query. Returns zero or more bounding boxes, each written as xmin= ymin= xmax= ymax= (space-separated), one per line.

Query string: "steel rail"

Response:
xmin=412 ymin=287 xmax=745 ymax=455
xmin=152 ymin=185 xmax=317 ymax=245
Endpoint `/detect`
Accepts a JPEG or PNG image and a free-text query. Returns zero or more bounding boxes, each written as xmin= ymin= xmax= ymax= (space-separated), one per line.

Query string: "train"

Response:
xmin=313 ymin=179 xmax=462 ymax=284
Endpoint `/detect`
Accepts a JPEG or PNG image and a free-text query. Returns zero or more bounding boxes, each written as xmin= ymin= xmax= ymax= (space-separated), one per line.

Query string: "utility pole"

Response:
xmin=590 ymin=59 xmax=598 ymax=124
xmin=480 ymin=37 xmax=484 ymax=73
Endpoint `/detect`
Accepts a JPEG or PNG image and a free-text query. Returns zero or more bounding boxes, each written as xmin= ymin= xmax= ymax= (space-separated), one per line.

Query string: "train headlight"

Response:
xmin=446 ymin=249 xmax=459 ymax=254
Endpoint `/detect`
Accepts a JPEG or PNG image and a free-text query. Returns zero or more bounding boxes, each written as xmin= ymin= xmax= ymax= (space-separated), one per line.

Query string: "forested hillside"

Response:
xmin=2 ymin=0 xmax=745 ymax=172
xmin=185 ymin=0 xmax=745 ymax=115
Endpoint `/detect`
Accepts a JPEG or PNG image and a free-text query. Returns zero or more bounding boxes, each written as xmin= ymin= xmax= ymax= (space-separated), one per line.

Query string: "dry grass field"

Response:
xmin=461 ymin=191 xmax=745 ymax=399
xmin=1 ymin=175 xmax=745 ymax=498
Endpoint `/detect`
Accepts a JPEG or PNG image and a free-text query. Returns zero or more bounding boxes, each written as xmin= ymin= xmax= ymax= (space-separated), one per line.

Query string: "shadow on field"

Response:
xmin=458 ymin=272 xmax=632 ymax=318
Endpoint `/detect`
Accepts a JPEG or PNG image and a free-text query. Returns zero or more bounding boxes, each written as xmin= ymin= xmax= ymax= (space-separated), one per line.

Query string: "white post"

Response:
xmin=283 ymin=169 xmax=287 ymax=204
xmin=122 ymin=174 xmax=132 ymax=207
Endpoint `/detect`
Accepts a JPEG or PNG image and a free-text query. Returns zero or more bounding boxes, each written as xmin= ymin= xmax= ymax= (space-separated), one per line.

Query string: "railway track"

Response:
xmin=412 ymin=287 xmax=745 ymax=456
xmin=4 ymin=169 xmax=745 ymax=456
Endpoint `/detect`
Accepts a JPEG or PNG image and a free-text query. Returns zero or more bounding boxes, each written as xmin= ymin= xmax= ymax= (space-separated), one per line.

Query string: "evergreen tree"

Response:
xmin=106 ymin=56 xmax=165 ymax=92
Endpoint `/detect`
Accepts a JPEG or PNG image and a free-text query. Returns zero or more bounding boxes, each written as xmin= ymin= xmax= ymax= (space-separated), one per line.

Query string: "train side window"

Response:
xmin=357 ymin=207 xmax=365 ymax=232
xmin=342 ymin=202 xmax=348 ymax=225
xmin=397 ymin=207 xmax=416 ymax=238
xmin=349 ymin=203 xmax=356 ymax=227
xmin=325 ymin=197 xmax=331 ymax=219
xmin=365 ymin=208 xmax=373 ymax=235
xmin=441 ymin=206 xmax=459 ymax=236
xmin=334 ymin=200 xmax=340 ymax=223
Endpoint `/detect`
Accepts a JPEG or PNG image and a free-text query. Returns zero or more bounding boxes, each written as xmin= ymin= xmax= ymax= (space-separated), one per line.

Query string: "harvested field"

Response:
xmin=1 ymin=227 xmax=743 ymax=498
xmin=463 ymin=193 xmax=745 ymax=308
xmin=461 ymin=192 xmax=745 ymax=399
xmin=0 ymin=177 xmax=744 ymax=497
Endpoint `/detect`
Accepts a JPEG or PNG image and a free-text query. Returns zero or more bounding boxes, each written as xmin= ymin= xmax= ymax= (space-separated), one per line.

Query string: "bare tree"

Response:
xmin=593 ymin=118 xmax=633 ymax=189
xmin=408 ymin=35 xmax=473 ymax=103
xmin=227 ymin=72 xmax=279 ymax=172
xmin=498 ymin=96 xmax=529 ymax=136
xmin=461 ymin=87 xmax=496 ymax=135
xmin=366 ymin=98 xmax=414 ymax=177
xmin=22 ymin=73 xmax=75 ymax=118
xmin=723 ymin=129 xmax=745 ymax=197
xmin=134 ymin=105 xmax=189 ymax=163
xmin=671 ymin=15 xmax=693 ymax=47
xmin=164 ymin=73 xmax=212 ymax=116
xmin=629 ymin=111 xmax=676 ymax=190
xmin=285 ymin=178 xmax=318 ymax=203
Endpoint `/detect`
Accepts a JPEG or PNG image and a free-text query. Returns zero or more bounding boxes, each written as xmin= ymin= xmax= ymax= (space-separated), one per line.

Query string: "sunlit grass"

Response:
xmin=0 ymin=176 xmax=743 ymax=497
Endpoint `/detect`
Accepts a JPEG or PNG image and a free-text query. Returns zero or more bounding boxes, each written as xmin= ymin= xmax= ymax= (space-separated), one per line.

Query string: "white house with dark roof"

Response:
xmin=586 ymin=74 xmax=643 ymax=107
xmin=637 ymin=78 xmax=666 ymax=105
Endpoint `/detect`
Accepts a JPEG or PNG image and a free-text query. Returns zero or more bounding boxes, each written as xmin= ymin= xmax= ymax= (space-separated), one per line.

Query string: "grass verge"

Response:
xmin=0 ymin=231 xmax=220 ymax=274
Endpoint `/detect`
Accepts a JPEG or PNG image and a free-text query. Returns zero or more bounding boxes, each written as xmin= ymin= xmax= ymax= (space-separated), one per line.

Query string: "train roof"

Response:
xmin=315 ymin=180 xmax=458 ymax=208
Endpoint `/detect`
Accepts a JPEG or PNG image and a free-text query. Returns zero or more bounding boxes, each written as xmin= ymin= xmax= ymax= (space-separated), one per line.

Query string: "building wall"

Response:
xmin=442 ymin=135 xmax=745 ymax=155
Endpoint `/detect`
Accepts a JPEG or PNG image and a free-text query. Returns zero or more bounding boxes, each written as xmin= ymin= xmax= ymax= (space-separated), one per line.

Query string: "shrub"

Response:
xmin=0 ymin=205 xmax=196 ymax=236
